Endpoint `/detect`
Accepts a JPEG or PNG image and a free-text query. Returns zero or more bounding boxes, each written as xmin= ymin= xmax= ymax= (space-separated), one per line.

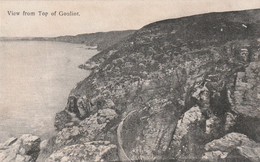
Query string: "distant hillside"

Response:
xmin=47 ymin=30 xmax=135 ymax=51
xmin=0 ymin=30 xmax=136 ymax=51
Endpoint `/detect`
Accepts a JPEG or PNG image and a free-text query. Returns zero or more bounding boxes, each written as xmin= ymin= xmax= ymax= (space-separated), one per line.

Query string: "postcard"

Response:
xmin=1 ymin=0 xmax=260 ymax=161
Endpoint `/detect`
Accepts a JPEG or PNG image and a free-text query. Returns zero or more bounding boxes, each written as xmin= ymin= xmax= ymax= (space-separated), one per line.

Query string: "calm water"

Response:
xmin=0 ymin=41 xmax=97 ymax=142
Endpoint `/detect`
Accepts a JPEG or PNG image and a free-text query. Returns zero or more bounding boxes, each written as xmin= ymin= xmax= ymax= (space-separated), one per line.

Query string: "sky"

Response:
xmin=1 ymin=0 xmax=260 ymax=37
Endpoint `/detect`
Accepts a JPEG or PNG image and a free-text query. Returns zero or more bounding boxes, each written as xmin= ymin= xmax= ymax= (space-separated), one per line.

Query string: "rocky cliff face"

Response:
xmin=9 ymin=9 xmax=260 ymax=161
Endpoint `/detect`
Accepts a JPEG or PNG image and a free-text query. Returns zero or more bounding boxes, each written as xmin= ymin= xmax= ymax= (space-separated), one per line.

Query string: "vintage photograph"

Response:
xmin=0 ymin=0 xmax=260 ymax=161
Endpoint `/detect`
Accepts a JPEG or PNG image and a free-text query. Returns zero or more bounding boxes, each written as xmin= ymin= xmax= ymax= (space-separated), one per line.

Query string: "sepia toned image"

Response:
xmin=0 ymin=0 xmax=260 ymax=161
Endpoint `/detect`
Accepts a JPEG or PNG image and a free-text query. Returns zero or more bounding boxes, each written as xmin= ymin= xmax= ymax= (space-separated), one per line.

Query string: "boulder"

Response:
xmin=229 ymin=145 xmax=260 ymax=162
xmin=55 ymin=109 xmax=118 ymax=146
xmin=203 ymin=132 xmax=260 ymax=161
xmin=205 ymin=133 xmax=257 ymax=152
xmin=54 ymin=110 xmax=72 ymax=131
xmin=47 ymin=141 xmax=118 ymax=162
xmin=224 ymin=112 xmax=237 ymax=131
xmin=201 ymin=151 xmax=229 ymax=161
xmin=205 ymin=115 xmax=221 ymax=135
xmin=172 ymin=106 xmax=202 ymax=145
xmin=77 ymin=95 xmax=92 ymax=119
xmin=0 ymin=134 xmax=41 ymax=162
xmin=170 ymin=106 xmax=205 ymax=159
xmin=232 ymin=61 xmax=260 ymax=118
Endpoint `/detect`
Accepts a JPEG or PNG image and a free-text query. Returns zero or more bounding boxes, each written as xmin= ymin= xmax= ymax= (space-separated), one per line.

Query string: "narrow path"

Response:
xmin=117 ymin=110 xmax=137 ymax=162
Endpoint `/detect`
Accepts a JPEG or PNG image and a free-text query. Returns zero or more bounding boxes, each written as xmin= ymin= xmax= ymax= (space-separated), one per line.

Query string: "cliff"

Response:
xmin=48 ymin=8 xmax=260 ymax=161
xmin=2 ymin=9 xmax=260 ymax=161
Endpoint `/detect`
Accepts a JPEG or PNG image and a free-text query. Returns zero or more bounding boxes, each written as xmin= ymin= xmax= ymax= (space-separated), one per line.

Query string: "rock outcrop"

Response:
xmin=202 ymin=133 xmax=260 ymax=161
xmin=38 ymin=108 xmax=119 ymax=161
xmin=231 ymin=61 xmax=260 ymax=118
xmin=55 ymin=108 xmax=118 ymax=146
xmin=47 ymin=141 xmax=118 ymax=162
xmin=0 ymin=134 xmax=41 ymax=162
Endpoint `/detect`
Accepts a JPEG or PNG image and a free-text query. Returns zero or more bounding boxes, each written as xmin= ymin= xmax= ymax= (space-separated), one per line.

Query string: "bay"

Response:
xmin=0 ymin=41 xmax=97 ymax=142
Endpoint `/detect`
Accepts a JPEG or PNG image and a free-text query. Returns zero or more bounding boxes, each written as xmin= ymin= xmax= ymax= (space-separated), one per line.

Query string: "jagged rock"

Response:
xmin=79 ymin=108 xmax=118 ymax=141
xmin=102 ymin=99 xmax=115 ymax=109
xmin=0 ymin=137 xmax=17 ymax=148
xmin=0 ymin=134 xmax=41 ymax=162
xmin=77 ymin=95 xmax=90 ymax=119
xmin=54 ymin=110 xmax=72 ymax=131
xmin=40 ymin=140 xmax=48 ymax=151
xmin=229 ymin=145 xmax=260 ymax=162
xmin=205 ymin=132 xmax=257 ymax=151
xmin=232 ymin=61 xmax=260 ymax=118
xmin=65 ymin=96 xmax=80 ymax=117
xmin=169 ymin=106 xmax=205 ymax=159
xmin=54 ymin=95 xmax=86 ymax=131
xmin=55 ymin=109 xmax=118 ymax=146
xmin=192 ymin=84 xmax=210 ymax=108
xmin=76 ymin=95 xmax=98 ymax=119
xmin=80 ymin=61 xmax=99 ymax=70
xmin=224 ymin=112 xmax=237 ymax=131
xmin=201 ymin=151 xmax=229 ymax=161
xmin=89 ymin=96 xmax=115 ymax=112
xmin=205 ymin=115 xmax=221 ymax=134
xmin=47 ymin=141 xmax=118 ymax=162
xmin=203 ymin=132 xmax=260 ymax=161
xmin=231 ymin=63 xmax=260 ymax=140
xmin=173 ymin=106 xmax=202 ymax=145
xmin=55 ymin=126 xmax=84 ymax=145
xmin=96 ymin=108 xmax=118 ymax=123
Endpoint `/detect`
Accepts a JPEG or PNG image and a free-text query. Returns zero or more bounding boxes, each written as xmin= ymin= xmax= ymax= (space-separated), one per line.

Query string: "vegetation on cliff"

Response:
xmin=53 ymin=9 xmax=260 ymax=161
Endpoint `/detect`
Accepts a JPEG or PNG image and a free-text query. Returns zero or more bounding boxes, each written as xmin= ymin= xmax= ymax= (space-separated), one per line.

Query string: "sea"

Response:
xmin=0 ymin=41 xmax=98 ymax=142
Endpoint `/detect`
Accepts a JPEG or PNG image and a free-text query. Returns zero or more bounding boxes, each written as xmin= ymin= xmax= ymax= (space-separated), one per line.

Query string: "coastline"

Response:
xmin=0 ymin=41 xmax=99 ymax=144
